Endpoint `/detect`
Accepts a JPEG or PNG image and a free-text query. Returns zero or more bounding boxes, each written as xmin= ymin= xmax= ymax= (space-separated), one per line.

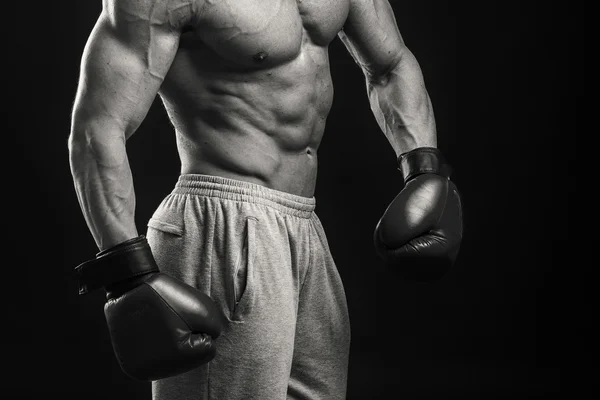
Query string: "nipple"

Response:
xmin=253 ymin=51 xmax=269 ymax=63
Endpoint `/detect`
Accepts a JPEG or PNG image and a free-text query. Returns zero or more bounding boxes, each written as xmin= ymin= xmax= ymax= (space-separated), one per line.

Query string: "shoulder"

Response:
xmin=103 ymin=0 xmax=205 ymax=30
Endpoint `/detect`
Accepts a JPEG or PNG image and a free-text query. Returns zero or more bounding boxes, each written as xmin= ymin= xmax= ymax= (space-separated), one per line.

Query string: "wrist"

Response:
xmin=75 ymin=235 xmax=160 ymax=295
xmin=96 ymin=235 xmax=145 ymax=257
xmin=95 ymin=226 xmax=139 ymax=252
xmin=397 ymin=147 xmax=452 ymax=183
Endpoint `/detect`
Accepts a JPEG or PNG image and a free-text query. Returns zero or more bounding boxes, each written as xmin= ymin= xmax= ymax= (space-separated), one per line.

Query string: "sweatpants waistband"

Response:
xmin=172 ymin=174 xmax=316 ymax=218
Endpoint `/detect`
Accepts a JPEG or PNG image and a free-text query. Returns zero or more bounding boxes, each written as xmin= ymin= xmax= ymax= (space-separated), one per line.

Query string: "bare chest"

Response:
xmin=190 ymin=0 xmax=350 ymax=66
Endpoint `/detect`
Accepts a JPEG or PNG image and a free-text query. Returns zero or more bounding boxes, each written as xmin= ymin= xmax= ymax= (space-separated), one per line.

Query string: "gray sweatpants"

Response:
xmin=146 ymin=174 xmax=351 ymax=400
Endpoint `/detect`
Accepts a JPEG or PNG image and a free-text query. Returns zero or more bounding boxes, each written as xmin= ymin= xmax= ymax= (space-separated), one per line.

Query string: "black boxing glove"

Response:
xmin=374 ymin=147 xmax=463 ymax=282
xmin=75 ymin=235 xmax=223 ymax=381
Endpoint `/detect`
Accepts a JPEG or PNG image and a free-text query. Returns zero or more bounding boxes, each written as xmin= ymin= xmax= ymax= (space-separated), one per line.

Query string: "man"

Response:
xmin=69 ymin=0 xmax=463 ymax=399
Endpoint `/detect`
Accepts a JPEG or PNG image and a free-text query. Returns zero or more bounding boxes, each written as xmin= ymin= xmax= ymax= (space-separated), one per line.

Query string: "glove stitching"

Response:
xmin=146 ymin=283 xmax=196 ymax=334
xmin=431 ymin=179 xmax=450 ymax=229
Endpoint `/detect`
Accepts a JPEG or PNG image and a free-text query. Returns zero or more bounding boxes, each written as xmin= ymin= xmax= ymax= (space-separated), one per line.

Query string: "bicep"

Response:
xmin=72 ymin=8 xmax=180 ymax=138
xmin=339 ymin=0 xmax=407 ymax=78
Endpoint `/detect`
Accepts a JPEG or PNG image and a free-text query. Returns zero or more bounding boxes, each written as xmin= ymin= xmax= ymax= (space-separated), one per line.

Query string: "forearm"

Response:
xmin=69 ymin=116 xmax=138 ymax=251
xmin=367 ymin=50 xmax=437 ymax=157
xmin=66 ymin=7 xmax=177 ymax=252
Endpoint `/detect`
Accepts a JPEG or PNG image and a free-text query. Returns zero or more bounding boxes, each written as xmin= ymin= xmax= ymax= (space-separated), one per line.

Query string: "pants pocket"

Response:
xmin=145 ymin=198 xmax=187 ymax=279
xmin=147 ymin=218 xmax=184 ymax=237
xmin=231 ymin=216 xmax=257 ymax=321
xmin=146 ymin=196 xmax=186 ymax=239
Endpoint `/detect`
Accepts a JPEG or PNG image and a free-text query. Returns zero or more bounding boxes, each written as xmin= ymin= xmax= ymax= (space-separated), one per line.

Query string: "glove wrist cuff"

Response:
xmin=74 ymin=235 xmax=159 ymax=295
xmin=397 ymin=147 xmax=451 ymax=183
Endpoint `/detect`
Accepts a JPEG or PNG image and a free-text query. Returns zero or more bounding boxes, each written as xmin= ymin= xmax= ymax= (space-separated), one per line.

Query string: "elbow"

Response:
xmin=68 ymin=108 xmax=94 ymax=162
xmin=367 ymin=48 xmax=418 ymax=86
xmin=68 ymin=112 xmax=127 ymax=168
xmin=68 ymin=119 xmax=88 ymax=166
xmin=68 ymin=125 xmax=96 ymax=177
xmin=68 ymin=129 xmax=92 ymax=181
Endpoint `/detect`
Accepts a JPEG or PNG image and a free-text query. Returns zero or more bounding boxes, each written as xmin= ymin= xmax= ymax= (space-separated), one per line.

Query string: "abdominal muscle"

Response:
xmin=158 ymin=34 xmax=335 ymax=198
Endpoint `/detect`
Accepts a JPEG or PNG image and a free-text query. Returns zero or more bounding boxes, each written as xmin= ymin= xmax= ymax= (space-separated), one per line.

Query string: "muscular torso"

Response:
xmin=158 ymin=0 xmax=350 ymax=197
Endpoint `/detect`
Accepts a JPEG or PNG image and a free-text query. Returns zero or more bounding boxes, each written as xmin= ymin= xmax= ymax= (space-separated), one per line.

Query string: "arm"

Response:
xmin=340 ymin=1 xmax=463 ymax=280
xmin=338 ymin=0 xmax=436 ymax=157
xmin=68 ymin=0 xmax=196 ymax=250
xmin=69 ymin=1 xmax=223 ymax=380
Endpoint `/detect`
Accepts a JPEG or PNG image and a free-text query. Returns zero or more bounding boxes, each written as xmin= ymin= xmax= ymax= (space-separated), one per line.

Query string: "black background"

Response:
xmin=14 ymin=0 xmax=581 ymax=399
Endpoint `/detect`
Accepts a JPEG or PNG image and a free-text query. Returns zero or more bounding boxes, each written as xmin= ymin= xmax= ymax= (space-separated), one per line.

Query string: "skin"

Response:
xmin=68 ymin=0 xmax=437 ymax=251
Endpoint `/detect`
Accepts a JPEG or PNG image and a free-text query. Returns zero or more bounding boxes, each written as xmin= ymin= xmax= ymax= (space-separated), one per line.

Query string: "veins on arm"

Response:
xmin=340 ymin=0 xmax=405 ymax=77
xmin=339 ymin=0 xmax=436 ymax=154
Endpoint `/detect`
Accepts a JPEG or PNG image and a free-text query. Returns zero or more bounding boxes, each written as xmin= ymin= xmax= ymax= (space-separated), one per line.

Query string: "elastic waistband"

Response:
xmin=172 ymin=174 xmax=316 ymax=218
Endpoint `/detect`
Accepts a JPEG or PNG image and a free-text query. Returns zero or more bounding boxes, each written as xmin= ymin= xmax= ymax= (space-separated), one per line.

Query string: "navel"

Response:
xmin=253 ymin=51 xmax=269 ymax=63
